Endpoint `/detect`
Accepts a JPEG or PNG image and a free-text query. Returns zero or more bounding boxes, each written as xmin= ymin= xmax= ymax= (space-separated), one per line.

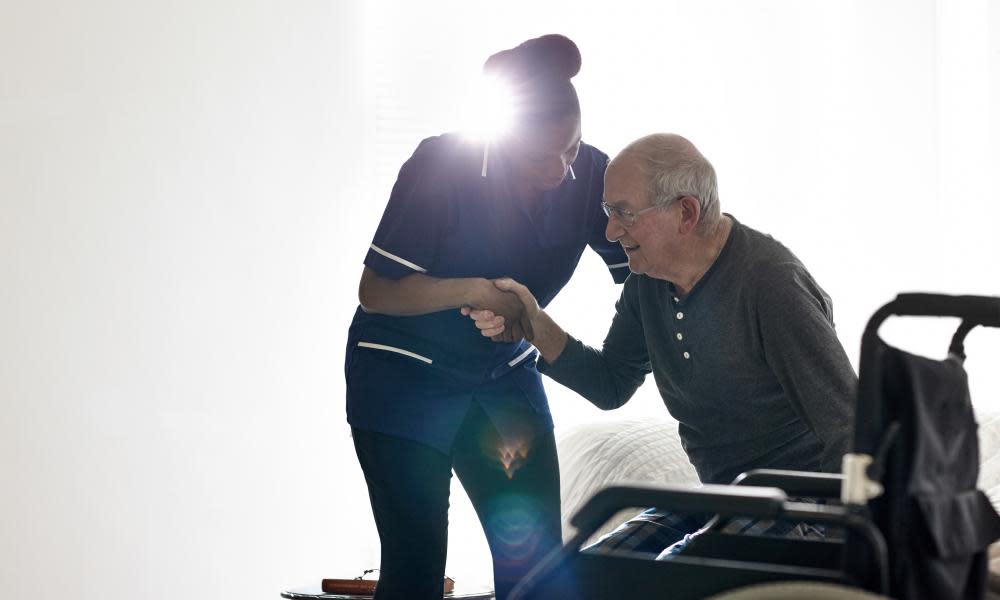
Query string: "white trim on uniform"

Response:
xmin=607 ymin=261 xmax=630 ymax=269
xmin=507 ymin=346 xmax=537 ymax=367
xmin=369 ymin=244 xmax=428 ymax=273
xmin=357 ymin=341 xmax=433 ymax=364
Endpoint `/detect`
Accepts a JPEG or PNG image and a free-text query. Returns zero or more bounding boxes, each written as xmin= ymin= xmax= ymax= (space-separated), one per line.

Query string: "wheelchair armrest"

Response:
xmin=569 ymin=483 xmax=787 ymax=542
xmin=524 ymin=482 xmax=890 ymax=600
xmin=731 ymin=469 xmax=843 ymax=499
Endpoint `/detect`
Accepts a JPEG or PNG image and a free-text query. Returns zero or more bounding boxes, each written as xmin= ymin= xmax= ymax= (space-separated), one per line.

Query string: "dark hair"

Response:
xmin=482 ymin=34 xmax=581 ymax=127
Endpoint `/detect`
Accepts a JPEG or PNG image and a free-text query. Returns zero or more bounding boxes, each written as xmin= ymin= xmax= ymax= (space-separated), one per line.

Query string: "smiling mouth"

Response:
xmin=622 ymin=244 xmax=640 ymax=254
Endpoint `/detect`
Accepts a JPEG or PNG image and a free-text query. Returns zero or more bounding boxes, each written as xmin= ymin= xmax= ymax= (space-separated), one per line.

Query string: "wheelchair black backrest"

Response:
xmin=854 ymin=294 xmax=1000 ymax=600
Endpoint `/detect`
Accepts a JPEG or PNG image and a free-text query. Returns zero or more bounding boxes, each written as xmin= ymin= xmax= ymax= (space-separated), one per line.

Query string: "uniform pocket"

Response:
xmin=356 ymin=341 xmax=433 ymax=365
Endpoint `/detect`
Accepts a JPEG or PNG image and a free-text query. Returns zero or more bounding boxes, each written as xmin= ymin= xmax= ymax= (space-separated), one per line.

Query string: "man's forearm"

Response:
xmin=528 ymin=309 xmax=569 ymax=363
xmin=491 ymin=276 xmax=648 ymax=411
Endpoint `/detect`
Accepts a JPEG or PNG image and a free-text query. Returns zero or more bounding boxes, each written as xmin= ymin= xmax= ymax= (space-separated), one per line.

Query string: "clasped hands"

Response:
xmin=461 ymin=278 xmax=539 ymax=343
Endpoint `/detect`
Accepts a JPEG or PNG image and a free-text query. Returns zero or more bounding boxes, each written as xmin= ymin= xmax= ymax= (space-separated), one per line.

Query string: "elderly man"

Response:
xmin=464 ymin=133 xmax=856 ymax=556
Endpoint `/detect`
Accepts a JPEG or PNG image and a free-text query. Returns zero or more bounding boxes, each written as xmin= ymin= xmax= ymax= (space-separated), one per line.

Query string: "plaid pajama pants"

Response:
xmin=585 ymin=498 xmax=833 ymax=561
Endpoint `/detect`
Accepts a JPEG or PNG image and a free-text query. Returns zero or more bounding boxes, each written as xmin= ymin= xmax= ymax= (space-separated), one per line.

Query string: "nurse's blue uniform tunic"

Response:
xmin=346 ymin=133 xmax=628 ymax=454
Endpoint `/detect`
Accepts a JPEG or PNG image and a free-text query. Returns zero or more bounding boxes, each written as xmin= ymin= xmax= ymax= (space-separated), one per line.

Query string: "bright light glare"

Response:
xmin=461 ymin=75 xmax=517 ymax=141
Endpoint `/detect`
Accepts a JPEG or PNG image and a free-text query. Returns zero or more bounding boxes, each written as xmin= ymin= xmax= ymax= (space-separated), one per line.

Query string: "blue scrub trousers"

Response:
xmin=352 ymin=402 xmax=561 ymax=600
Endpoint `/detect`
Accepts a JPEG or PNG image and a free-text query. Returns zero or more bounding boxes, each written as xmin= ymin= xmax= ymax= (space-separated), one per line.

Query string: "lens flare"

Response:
xmin=485 ymin=494 xmax=546 ymax=566
xmin=462 ymin=75 xmax=517 ymax=141
xmin=497 ymin=439 xmax=531 ymax=479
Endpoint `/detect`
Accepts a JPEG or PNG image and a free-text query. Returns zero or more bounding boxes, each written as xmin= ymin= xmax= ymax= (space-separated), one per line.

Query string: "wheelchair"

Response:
xmin=510 ymin=294 xmax=1000 ymax=600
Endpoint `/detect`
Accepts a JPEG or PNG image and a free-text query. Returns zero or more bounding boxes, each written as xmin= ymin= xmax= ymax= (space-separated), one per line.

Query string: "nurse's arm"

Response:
xmin=358 ymin=266 xmax=525 ymax=320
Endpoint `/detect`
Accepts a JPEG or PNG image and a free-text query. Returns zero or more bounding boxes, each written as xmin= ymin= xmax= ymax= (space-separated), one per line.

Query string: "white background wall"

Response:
xmin=2 ymin=1 xmax=998 ymax=598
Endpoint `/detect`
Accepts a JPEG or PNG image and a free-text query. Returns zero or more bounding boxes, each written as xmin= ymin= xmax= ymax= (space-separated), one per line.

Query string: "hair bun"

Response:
xmin=483 ymin=34 xmax=581 ymax=82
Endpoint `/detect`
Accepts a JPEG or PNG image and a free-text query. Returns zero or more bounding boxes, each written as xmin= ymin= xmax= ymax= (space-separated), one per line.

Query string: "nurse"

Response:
xmin=345 ymin=34 xmax=628 ymax=600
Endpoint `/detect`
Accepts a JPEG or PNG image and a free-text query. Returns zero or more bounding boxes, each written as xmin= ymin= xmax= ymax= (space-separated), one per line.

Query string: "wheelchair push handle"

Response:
xmin=878 ymin=293 xmax=1000 ymax=327
xmin=861 ymin=293 xmax=1000 ymax=361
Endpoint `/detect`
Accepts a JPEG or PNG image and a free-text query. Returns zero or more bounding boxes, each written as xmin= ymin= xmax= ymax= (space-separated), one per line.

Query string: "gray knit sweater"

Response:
xmin=540 ymin=216 xmax=856 ymax=484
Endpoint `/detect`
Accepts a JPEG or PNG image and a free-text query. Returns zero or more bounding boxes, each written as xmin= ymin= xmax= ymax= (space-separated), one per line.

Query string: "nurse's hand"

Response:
xmin=460 ymin=305 xmax=534 ymax=342
xmin=461 ymin=306 xmax=520 ymax=341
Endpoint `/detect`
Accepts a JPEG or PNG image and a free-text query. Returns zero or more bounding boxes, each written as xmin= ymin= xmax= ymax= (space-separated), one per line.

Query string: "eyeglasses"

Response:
xmin=602 ymin=195 xmax=685 ymax=228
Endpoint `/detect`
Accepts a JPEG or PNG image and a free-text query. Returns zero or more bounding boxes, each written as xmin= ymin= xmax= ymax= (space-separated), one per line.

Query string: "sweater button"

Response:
xmin=676 ymin=332 xmax=683 ymax=341
xmin=676 ymin=312 xmax=684 ymax=320
xmin=683 ymin=351 xmax=691 ymax=359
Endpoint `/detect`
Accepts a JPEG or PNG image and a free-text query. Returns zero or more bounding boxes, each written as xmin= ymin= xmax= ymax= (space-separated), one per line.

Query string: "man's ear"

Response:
xmin=677 ymin=195 xmax=702 ymax=234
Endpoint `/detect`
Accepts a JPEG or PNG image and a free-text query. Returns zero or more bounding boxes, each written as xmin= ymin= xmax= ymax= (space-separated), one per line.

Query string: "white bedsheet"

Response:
xmin=977 ymin=409 xmax=1000 ymax=508
xmin=557 ymin=418 xmax=697 ymax=543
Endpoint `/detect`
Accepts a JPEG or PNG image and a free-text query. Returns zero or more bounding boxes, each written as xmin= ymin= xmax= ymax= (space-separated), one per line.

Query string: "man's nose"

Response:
xmin=606 ymin=214 xmax=625 ymax=242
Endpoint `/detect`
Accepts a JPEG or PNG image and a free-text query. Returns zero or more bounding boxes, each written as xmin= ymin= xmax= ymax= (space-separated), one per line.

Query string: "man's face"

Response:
xmin=603 ymin=157 xmax=678 ymax=278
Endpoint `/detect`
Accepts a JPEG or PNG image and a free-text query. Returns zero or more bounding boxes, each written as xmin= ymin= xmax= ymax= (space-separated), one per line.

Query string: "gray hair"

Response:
xmin=624 ymin=134 xmax=721 ymax=232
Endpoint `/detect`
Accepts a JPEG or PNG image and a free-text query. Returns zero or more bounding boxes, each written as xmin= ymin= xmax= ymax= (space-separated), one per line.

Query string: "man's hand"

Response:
xmin=461 ymin=278 xmax=539 ymax=341
xmin=493 ymin=277 xmax=539 ymax=321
